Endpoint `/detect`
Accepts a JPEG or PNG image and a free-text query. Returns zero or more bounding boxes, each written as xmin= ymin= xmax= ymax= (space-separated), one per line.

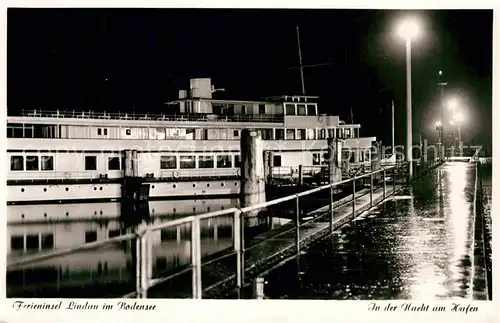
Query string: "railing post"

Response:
xmin=146 ymin=226 xmax=153 ymax=288
xmin=407 ymin=162 xmax=411 ymax=184
xmin=298 ymin=165 xmax=303 ymax=186
xmin=233 ymin=210 xmax=242 ymax=290
xmin=393 ymin=167 xmax=396 ymax=193
xmin=352 ymin=179 xmax=356 ymax=217
xmin=191 ymin=217 xmax=202 ymax=299
xmin=295 ymin=195 xmax=300 ymax=255
xmin=329 ymin=184 xmax=334 ymax=232
xmin=135 ymin=222 xmax=149 ymax=299
xmin=240 ymin=210 xmax=245 ymax=287
xmin=383 ymin=170 xmax=386 ymax=199
xmin=253 ymin=277 xmax=265 ymax=300
xmin=369 ymin=173 xmax=373 ymax=208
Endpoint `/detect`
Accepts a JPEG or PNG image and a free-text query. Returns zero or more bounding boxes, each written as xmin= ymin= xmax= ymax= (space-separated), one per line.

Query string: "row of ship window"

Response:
xmin=311 ymin=151 xmax=367 ymax=165
xmin=10 ymin=224 xmax=235 ymax=252
xmin=10 ymin=156 xmax=54 ymax=171
xmin=10 ymin=155 xmax=285 ymax=171
xmin=7 ymin=124 xmax=358 ymax=140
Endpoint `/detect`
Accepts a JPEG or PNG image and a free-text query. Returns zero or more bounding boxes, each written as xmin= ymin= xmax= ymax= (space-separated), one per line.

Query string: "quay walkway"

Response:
xmin=7 ymin=161 xmax=448 ymax=298
xmin=263 ymin=161 xmax=490 ymax=300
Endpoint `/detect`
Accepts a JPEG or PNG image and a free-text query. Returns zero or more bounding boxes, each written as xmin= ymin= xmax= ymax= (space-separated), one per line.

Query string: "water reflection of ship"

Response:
xmin=7 ymin=198 xmax=292 ymax=296
xmin=8 ymin=198 xmax=240 ymax=224
xmin=8 ymin=199 xmax=241 ymax=256
xmin=7 ymin=209 xmax=233 ymax=296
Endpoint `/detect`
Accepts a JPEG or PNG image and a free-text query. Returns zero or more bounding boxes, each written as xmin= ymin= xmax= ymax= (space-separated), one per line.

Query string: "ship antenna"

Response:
xmin=296 ymin=25 xmax=306 ymax=95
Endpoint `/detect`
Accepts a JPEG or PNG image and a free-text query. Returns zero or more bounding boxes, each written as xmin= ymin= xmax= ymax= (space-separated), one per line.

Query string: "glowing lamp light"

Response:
xmin=454 ymin=111 xmax=465 ymax=123
xmin=447 ymin=98 xmax=459 ymax=110
xmin=396 ymin=17 xmax=421 ymax=41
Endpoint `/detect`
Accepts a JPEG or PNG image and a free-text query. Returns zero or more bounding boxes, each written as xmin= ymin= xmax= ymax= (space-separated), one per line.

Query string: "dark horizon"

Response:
xmin=7 ymin=8 xmax=493 ymax=148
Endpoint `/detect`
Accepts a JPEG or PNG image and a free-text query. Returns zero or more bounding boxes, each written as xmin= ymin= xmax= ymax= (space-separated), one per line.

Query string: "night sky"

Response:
xmin=7 ymin=9 xmax=493 ymax=148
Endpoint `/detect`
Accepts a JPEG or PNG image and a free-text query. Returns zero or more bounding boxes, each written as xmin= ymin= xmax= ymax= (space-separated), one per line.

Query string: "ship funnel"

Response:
xmin=190 ymin=78 xmax=212 ymax=99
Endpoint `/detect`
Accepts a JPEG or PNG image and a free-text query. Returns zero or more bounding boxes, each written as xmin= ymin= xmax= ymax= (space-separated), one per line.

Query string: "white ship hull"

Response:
xmin=7 ymin=198 xmax=239 ymax=223
xmin=8 ymin=179 xmax=240 ymax=205
xmin=7 ymin=137 xmax=375 ymax=204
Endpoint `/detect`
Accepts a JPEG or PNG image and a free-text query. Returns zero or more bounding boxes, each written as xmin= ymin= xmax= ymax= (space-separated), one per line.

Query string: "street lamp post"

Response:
xmin=437 ymin=80 xmax=447 ymax=159
xmin=435 ymin=121 xmax=442 ymax=160
xmin=405 ymin=38 xmax=413 ymax=179
xmin=447 ymin=97 xmax=465 ymax=156
xmin=454 ymin=110 xmax=464 ymax=156
xmin=397 ymin=17 xmax=421 ymax=181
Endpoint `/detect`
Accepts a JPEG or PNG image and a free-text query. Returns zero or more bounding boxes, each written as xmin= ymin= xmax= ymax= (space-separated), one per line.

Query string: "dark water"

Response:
xmin=263 ymin=162 xmax=480 ymax=300
xmin=6 ymin=198 xmax=289 ymax=298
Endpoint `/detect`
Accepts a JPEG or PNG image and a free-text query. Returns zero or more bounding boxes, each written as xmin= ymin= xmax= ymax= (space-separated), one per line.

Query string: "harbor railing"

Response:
xmin=7 ymin=161 xmax=442 ymax=298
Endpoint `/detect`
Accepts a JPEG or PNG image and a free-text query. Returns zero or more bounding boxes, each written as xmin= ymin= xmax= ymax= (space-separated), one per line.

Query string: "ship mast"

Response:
xmin=296 ymin=25 xmax=306 ymax=95
xmin=290 ymin=26 xmax=331 ymax=95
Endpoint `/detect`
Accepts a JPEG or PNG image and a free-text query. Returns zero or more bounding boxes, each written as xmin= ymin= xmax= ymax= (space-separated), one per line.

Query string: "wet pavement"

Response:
xmin=263 ymin=162 xmax=483 ymax=300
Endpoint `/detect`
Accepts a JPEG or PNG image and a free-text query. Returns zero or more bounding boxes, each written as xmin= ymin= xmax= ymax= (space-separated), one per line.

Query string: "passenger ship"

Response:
xmin=7 ymin=77 xmax=376 ymax=205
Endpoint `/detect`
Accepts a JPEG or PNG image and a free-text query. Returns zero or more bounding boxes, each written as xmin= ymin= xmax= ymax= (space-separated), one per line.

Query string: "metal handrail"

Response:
xmin=7 ymin=161 xmax=423 ymax=299
xmin=150 ymin=208 xmax=238 ymax=231
xmin=6 ymin=166 xmax=394 ymax=266
xmin=7 ymin=233 xmax=136 ymax=269
xmin=9 ymin=171 xmax=94 ymax=181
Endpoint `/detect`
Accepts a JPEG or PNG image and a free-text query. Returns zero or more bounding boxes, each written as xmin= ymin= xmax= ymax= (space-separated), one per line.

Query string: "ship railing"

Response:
xmin=271 ymin=165 xmax=325 ymax=179
xmin=13 ymin=110 xmax=285 ymax=124
xmin=7 ymin=162 xmax=424 ymax=299
xmin=11 ymin=171 xmax=94 ymax=181
xmin=159 ymin=168 xmax=239 ymax=179
xmin=271 ymin=162 xmax=399 ymax=179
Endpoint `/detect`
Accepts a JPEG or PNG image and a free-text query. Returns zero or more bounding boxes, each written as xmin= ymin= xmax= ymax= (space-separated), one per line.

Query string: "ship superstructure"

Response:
xmin=7 ymin=77 xmax=376 ymax=204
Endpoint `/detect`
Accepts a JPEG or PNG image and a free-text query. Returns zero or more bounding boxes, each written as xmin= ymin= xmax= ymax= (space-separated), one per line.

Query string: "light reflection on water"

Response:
xmin=264 ymin=162 xmax=478 ymax=300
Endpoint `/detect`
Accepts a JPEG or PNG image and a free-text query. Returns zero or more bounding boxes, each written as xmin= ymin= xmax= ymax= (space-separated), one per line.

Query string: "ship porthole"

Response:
xmin=235 ymin=182 xmax=239 ymax=186
xmin=173 ymin=208 xmax=176 ymax=213
xmin=65 ymin=187 xmax=69 ymax=191
xmin=44 ymin=213 xmax=47 ymax=218
xmin=221 ymin=183 xmax=225 ymax=187
xmin=99 ymin=187 xmax=103 ymax=191
xmin=152 ymin=185 xmax=155 ymax=189
xmin=207 ymin=183 xmax=211 ymax=187
xmin=21 ymin=214 xmax=25 ymax=219
xmin=94 ymin=187 xmax=97 ymax=191
xmin=66 ymin=212 xmax=69 ymax=216
xmin=43 ymin=188 xmax=47 ymax=192
xmin=21 ymin=188 xmax=25 ymax=192
xmin=173 ymin=184 xmax=177 ymax=189
xmin=193 ymin=183 xmax=197 ymax=188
